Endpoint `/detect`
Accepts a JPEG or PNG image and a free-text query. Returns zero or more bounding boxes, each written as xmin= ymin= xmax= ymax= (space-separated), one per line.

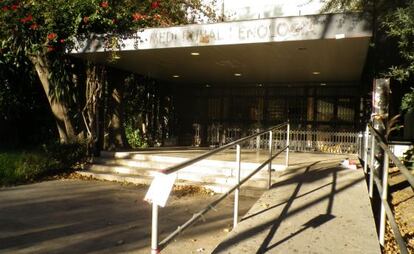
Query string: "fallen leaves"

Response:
xmin=172 ymin=185 xmax=215 ymax=198
xmin=384 ymin=185 xmax=414 ymax=254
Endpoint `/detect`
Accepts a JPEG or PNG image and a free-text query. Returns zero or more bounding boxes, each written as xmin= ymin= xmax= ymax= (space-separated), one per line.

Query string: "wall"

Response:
xmin=221 ymin=0 xmax=326 ymax=21
xmin=197 ymin=0 xmax=327 ymax=23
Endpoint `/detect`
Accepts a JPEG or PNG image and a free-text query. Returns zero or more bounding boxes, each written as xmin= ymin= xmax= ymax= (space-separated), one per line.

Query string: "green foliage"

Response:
xmin=0 ymin=51 xmax=56 ymax=147
xmin=0 ymin=0 xmax=215 ymax=58
xmin=123 ymin=74 xmax=174 ymax=146
xmin=0 ymin=142 xmax=86 ymax=186
xmin=0 ymin=0 xmax=215 ymax=144
xmin=403 ymin=148 xmax=414 ymax=168
xmin=383 ymin=1 xmax=414 ymax=82
xmin=401 ymin=88 xmax=414 ymax=112
xmin=42 ymin=141 xmax=87 ymax=168
xmin=125 ymin=124 xmax=148 ymax=149
xmin=0 ymin=152 xmax=53 ymax=185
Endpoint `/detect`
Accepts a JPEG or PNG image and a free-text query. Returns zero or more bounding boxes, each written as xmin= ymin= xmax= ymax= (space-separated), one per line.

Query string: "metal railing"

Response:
xmin=203 ymin=124 xmax=359 ymax=154
xmin=361 ymin=124 xmax=414 ymax=254
xmin=147 ymin=122 xmax=290 ymax=253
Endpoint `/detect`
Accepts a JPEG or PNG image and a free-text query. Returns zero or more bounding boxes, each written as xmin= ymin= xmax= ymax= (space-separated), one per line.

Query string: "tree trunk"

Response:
xmin=83 ymin=64 xmax=105 ymax=157
xmin=30 ymin=54 xmax=76 ymax=143
xmin=107 ymin=70 xmax=130 ymax=150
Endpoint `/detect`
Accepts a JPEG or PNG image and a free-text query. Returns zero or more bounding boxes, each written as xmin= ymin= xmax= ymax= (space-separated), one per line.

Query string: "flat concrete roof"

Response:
xmin=72 ymin=13 xmax=372 ymax=85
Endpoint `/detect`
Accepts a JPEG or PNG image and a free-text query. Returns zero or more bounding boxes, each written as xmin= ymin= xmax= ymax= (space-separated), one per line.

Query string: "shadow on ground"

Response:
xmin=0 ymin=179 xmax=259 ymax=254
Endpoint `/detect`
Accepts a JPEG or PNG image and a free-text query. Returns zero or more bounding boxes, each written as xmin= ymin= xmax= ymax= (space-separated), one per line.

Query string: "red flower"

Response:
xmin=47 ymin=45 xmax=55 ymax=52
xmin=30 ymin=23 xmax=39 ymax=30
xmin=100 ymin=1 xmax=108 ymax=8
xmin=83 ymin=16 xmax=89 ymax=23
xmin=151 ymin=1 xmax=159 ymax=9
xmin=2 ymin=6 xmax=8 ymax=11
xmin=132 ymin=12 xmax=143 ymax=21
xmin=47 ymin=33 xmax=57 ymax=40
xmin=11 ymin=4 xmax=18 ymax=10
xmin=60 ymin=39 xmax=65 ymax=43
xmin=20 ymin=15 xmax=33 ymax=23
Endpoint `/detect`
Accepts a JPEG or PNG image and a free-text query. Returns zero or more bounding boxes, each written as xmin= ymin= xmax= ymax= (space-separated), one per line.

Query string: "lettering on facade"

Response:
xmin=145 ymin=18 xmax=315 ymax=48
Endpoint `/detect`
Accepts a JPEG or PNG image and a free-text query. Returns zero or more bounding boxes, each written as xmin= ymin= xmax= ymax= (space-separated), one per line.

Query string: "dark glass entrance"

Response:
xmin=173 ymin=83 xmax=365 ymax=146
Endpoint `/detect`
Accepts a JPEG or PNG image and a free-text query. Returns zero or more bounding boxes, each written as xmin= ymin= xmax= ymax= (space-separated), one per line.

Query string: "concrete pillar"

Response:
xmin=372 ymin=78 xmax=390 ymax=241
xmin=372 ymin=78 xmax=390 ymax=172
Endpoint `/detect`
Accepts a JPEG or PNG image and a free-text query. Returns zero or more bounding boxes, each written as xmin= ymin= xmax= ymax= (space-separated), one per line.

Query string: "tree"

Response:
xmin=0 ymin=0 xmax=216 ymax=145
xmin=382 ymin=1 xmax=414 ymax=84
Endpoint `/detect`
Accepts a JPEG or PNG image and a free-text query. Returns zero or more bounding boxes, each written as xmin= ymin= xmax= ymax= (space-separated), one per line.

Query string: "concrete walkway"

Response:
xmin=0 ymin=151 xmax=380 ymax=253
xmin=0 ymin=179 xmax=256 ymax=254
xmin=213 ymin=158 xmax=381 ymax=253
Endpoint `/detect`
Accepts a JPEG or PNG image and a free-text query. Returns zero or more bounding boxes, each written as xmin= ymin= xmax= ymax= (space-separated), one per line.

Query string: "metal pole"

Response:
xmin=268 ymin=131 xmax=273 ymax=189
xmin=285 ymin=123 xmax=290 ymax=168
xmin=379 ymin=151 xmax=389 ymax=246
xmin=363 ymin=125 xmax=369 ymax=173
xmin=151 ymin=203 xmax=159 ymax=254
xmin=233 ymin=144 xmax=241 ymax=229
xmin=369 ymin=133 xmax=375 ymax=198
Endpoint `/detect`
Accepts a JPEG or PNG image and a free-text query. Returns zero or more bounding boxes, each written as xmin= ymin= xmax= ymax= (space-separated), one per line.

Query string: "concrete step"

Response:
xmin=85 ymin=164 xmax=272 ymax=189
xmin=92 ymin=157 xmax=285 ymax=179
xmin=87 ymin=150 xmax=285 ymax=197
xmin=76 ymin=170 xmax=265 ymax=197
xmin=99 ymin=151 xmax=275 ymax=170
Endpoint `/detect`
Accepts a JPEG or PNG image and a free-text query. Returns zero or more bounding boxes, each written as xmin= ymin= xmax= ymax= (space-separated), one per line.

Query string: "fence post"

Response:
xmin=268 ymin=131 xmax=273 ymax=189
xmin=233 ymin=144 xmax=241 ymax=229
xmin=285 ymin=123 xmax=290 ymax=168
xmin=256 ymin=128 xmax=260 ymax=150
xmin=363 ymin=125 xmax=369 ymax=173
xmin=369 ymin=132 xmax=375 ymax=198
xmin=151 ymin=203 xmax=159 ymax=254
xmin=379 ymin=151 xmax=389 ymax=246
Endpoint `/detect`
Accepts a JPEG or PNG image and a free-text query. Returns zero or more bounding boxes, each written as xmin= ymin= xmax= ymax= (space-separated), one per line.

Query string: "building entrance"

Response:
xmin=173 ymin=83 xmax=365 ymax=146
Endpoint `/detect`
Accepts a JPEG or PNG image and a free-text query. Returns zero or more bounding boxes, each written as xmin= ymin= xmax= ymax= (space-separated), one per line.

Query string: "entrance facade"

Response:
xmin=72 ymin=1 xmax=372 ymax=150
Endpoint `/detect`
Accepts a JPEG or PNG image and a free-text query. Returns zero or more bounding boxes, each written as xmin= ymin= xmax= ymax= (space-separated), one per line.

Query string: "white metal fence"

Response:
xmin=203 ymin=125 xmax=360 ymax=154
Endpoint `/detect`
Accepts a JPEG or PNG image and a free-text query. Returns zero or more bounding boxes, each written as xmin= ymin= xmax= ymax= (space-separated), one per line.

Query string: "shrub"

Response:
xmin=0 ymin=152 xmax=51 ymax=185
xmin=125 ymin=125 xmax=148 ymax=149
xmin=0 ymin=142 xmax=86 ymax=186
xmin=401 ymin=88 xmax=414 ymax=112
xmin=42 ymin=141 xmax=86 ymax=170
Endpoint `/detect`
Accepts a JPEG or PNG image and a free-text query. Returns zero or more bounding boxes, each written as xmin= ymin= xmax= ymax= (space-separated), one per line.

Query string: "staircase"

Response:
xmin=77 ymin=150 xmax=285 ymax=197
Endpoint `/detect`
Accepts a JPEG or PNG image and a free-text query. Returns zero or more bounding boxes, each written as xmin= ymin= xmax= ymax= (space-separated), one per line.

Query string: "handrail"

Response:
xmin=160 ymin=122 xmax=288 ymax=174
xmin=158 ymin=146 xmax=288 ymax=251
xmin=368 ymin=124 xmax=414 ymax=188
xmin=148 ymin=122 xmax=290 ymax=254
xmin=372 ymin=174 xmax=409 ymax=254
xmin=361 ymin=124 xmax=413 ymax=254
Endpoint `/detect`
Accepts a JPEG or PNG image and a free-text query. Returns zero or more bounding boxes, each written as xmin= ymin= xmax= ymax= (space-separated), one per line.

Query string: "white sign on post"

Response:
xmin=144 ymin=172 xmax=177 ymax=207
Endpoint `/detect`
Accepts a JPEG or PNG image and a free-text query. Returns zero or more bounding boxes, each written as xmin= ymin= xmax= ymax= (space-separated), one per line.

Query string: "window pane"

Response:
xmin=317 ymin=99 xmax=334 ymax=121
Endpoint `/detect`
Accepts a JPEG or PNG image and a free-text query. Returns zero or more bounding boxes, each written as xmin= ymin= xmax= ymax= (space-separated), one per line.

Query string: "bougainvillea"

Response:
xmin=0 ymin=0 xmax=216 ymax=56
xmin=0 ymin=0 xmax=216 ymax=143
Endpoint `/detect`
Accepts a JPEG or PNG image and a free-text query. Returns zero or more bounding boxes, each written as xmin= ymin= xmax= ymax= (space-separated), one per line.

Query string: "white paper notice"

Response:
xmin=144 ymin=172 xmax=177 ymax=207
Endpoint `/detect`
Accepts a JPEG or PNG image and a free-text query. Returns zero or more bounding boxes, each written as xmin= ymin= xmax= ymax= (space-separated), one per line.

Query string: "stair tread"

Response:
xmin=82 ymin=168 xmax=269 ymax=180
xmin=77 ymin=170 xmax=267 ymax=189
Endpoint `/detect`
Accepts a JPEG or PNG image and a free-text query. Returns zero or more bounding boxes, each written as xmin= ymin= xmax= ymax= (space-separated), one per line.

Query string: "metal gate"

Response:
xmin=200 ymin=125 xmax=360 ymax=154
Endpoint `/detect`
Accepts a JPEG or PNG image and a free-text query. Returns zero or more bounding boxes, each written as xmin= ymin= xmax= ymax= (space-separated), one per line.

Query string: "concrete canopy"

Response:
xmin=72 ymin=13 xmax=372 ymax=85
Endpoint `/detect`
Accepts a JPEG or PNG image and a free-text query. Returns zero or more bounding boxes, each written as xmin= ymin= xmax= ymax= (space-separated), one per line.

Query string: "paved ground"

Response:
xmin=212 ymin=158 xmax=381 ymax=254
xmin=0 ymin=152 xmax=381 ymax=254
xmin=0 ymin=179 xmax=258 ymax=254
